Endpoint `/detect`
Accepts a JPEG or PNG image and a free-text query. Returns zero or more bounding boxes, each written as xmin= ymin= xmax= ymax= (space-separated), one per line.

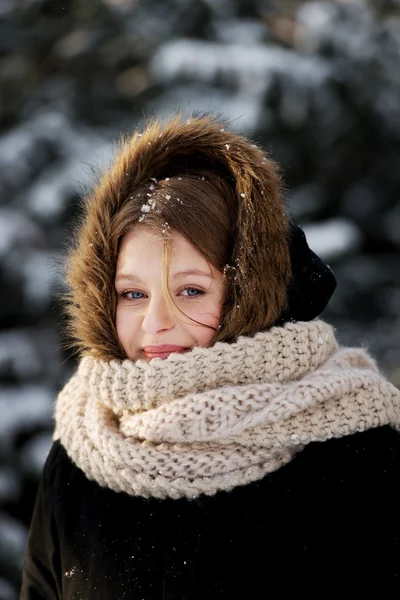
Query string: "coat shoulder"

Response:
xmin=31 ymin=426 xmax=400 ymax=598
xmin=266 ymin=424 xmax=400 ymax=494
xmin=300 ymin=424 xmax=400 ymax=478
xmin=47 ymin=424 xmax=400 ymax=495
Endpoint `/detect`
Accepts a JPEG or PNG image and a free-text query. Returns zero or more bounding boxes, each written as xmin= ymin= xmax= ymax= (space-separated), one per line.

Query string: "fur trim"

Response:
xmin=64 ymin=114 xmax=291 ymax=359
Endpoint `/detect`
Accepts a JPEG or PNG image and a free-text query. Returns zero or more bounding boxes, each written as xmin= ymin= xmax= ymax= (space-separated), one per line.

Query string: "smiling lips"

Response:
xmin=143 ymin=345 xmax=189 ymax=359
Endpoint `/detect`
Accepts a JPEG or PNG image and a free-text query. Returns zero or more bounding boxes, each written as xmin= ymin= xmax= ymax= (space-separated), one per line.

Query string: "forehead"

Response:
xmin=117 ymin=226 xmax=206 ymax=266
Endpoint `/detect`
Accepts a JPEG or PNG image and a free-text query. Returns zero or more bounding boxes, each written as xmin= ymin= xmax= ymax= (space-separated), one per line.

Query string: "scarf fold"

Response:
xmin=54 ymin=320 xmax=400 ymax=499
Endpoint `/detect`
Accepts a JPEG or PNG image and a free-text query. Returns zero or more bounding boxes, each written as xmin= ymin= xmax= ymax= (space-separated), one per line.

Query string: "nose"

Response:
xmin=141 ymin=292 xmax=175 ymax=334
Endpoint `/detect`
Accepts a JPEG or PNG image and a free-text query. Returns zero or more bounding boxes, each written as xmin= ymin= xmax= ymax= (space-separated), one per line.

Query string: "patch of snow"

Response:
xmin=0 ymin=386 xmax=53 ymax=452
xmin=19 ymin=251 xmax=62 ymax=309
xmin=0 ymin=330 xmax=42 ymax=379
xmin=20 ymin=432 xmax=53 ymax=477
xmin=0 ymin=210 xmax=41 ymax=258
xmin=151 ymin=40 xmax=331 ymax=89
xmin=0 ymin=512 xmax=27 ymax=570
xmin=0 ymin=468 xmax=20 ymax=504
xmin=0 ymin=576 xmax=17 ymax=600
xmin=149 ymin=84 xmax=265 ymax=133
xmin=302 ymin=219 xmax=361 ymax=261
xmin=211 ymin=18 xmax=268 ymax=45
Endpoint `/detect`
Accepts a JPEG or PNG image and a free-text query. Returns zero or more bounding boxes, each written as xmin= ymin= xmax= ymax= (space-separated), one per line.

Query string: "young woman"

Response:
xmin=21 ymin=115 xmax=400 ymax=599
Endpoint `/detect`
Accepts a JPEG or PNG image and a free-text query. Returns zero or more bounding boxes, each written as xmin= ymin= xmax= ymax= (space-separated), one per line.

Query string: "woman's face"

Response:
xmin=115 ymin=225 xmax=226 ymax=362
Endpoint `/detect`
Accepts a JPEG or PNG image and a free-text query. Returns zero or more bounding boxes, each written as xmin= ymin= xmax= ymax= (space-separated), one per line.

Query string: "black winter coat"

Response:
xmin=21 ymin=425 xmax=400 ymax=599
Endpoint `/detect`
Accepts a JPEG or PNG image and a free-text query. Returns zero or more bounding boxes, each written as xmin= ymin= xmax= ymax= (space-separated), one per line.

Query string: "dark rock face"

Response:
xmin=1 ymin=1 xmax=399 ymax=596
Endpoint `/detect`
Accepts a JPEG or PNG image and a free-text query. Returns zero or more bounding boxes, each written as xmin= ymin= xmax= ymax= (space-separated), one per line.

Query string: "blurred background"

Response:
xmin=0 ymin=0 xmax=399 ymax=596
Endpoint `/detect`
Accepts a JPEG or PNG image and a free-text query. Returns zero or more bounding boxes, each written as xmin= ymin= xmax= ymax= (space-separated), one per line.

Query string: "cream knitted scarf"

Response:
xmin=54 ymin=320 xmax=400 ymax=499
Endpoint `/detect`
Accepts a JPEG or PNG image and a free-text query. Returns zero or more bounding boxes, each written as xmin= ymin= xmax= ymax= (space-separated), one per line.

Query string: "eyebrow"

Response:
xmin=115 ymin=268 xmax=213 ymax=283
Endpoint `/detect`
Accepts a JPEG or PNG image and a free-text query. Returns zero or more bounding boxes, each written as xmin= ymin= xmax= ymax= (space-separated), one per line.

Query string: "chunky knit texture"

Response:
xmin=54 ymin=319 xmax=400 ymax=499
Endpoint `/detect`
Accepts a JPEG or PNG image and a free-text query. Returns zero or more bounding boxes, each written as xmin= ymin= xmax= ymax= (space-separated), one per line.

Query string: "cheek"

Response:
xmin=185 ymin=297 xmax=222 ymax=342
xmin=185 ymin=297 xmax=221 ymax=323
xmin=116 ymin=307 xmax=136 ymax=347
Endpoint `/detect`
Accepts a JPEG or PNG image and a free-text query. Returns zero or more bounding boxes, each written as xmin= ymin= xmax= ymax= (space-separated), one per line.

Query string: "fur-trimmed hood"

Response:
xmin=64 ymin=114 xmax=294 ymax=359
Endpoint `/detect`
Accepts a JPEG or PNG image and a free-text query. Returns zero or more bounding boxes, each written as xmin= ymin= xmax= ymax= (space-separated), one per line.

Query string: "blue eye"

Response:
xmin=130 ymin=291 xmax=145 ymax=300
xmin=118 ymin=291 xmax=145 ymax=300
xmin=182 ymin=287 xmax=203 ymax=297
xmin=120 ymin=287 xmax=204 ymax=301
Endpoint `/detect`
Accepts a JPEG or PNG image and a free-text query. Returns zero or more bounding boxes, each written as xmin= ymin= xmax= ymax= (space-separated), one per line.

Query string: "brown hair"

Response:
xmin=64 ymin=115 xmax=292 ymax=360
